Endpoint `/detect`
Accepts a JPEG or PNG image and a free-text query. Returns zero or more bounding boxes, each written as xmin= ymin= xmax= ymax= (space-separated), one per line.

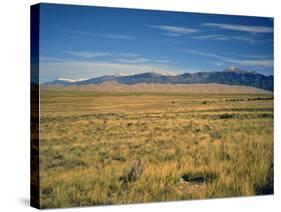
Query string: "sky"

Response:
xmin=36 ymin=3 xmax=274 ymax=83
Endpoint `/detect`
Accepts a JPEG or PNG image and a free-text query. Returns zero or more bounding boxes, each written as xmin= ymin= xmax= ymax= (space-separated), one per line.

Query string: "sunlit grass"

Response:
xmin=39 ymin=91 xmax=273 ymax=208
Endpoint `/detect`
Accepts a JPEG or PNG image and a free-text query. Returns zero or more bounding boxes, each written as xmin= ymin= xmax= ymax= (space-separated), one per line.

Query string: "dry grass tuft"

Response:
xmin=120 ymin=159 xmax=144 ymax=183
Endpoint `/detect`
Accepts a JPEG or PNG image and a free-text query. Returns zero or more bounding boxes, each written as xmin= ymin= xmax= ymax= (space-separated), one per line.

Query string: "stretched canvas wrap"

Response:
xmin=31 ymin=3 xmax=274 ymax=209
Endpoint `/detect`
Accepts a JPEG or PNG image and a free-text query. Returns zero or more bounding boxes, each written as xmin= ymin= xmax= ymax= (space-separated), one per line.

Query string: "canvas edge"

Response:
xmin=30 ymin=3 xmax=40 ymax=209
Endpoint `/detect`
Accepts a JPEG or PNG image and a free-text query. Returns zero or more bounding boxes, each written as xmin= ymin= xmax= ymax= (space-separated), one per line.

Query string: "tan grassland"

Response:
xmin=39 ymin=90 xmax=273 ymax=208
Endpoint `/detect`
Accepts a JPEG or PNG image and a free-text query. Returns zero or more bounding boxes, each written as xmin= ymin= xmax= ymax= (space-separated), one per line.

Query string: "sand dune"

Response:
xmin=41 ymin=81 xmax=272 ymax=94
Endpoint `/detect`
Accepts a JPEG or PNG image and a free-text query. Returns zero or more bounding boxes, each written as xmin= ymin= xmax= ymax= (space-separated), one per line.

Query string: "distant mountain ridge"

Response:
xmin=44 ymin=68 xmax=273 ymax=91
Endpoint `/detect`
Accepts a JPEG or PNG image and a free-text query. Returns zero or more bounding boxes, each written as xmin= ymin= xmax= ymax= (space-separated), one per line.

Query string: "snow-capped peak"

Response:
xmin=223 ymin=66 xmax=256 ymax=74
xmin=225 ymin=66 xmax=241 ymax=72
xmin=149 ymin=69 xmax=179 ymax=76
xmin=58 ymin=78 xmax=89 ymax=82
xmin=113 ymin=72 xmax=136 ymax=76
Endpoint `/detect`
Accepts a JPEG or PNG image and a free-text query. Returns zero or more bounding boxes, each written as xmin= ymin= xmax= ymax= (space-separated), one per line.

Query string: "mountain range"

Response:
xmin=44 ymin=67 xmax=273 ymax=91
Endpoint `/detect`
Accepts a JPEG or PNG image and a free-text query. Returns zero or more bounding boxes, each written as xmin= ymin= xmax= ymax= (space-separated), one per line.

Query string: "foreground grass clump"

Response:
xmin=39 ymin=91 xmax=273 ymax=208
xmin=120 ymin=159 xmax=144 ymax=183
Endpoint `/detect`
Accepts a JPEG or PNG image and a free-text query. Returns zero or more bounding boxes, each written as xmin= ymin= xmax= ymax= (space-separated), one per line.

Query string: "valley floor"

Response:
xmin=39 ymin=91 xmax=273 ymax=208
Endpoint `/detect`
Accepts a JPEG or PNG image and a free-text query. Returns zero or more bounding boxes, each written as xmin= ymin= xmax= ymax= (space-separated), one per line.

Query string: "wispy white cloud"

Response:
xmin=40 ymin=56 xmax=66 ymax=62
xmin=65 ymin=50 xmax=145 ymax=59
xmin=64 ymin=50 xmax=173 ymax=65
xmin=182 ymin=49 xmax=273 ymax=67
xmin=65 ymin=50 xmax=146 ymax=59
xmin=231 ymin=36 xmax=257 ymax=43
xmin=192 ymin=34 xmax=257 ymax=43
xmin=117 ymin=53 xmax=141 ymax=57
xmin=66 ymin=51 xmax=110 ymax=58
xmin=66 ymin=30 xmax=134 ymax=40
xmin=182 ymin=50 xmax=227 ymax=60
xmin=202 ymin=23 xmax=273 ymax=33
xmin=192 ymin=34 xmax=229 ymax=41
xmin=150 ymin=25 xmax=199 ymax=37
xmin=238 ymin=54 xmax=272 ymax=59
xmin=226 ymin=59 xmax=273 ymax=67
xmin=116 ymin=58 xmax=151 ymax=63
xmin=206 ymin=61 xmax=226 ymax=67
xmin=153 ymin=59 xmax=172 ymax=63
xmin=116 ymin=57 xmax=173 ymax=64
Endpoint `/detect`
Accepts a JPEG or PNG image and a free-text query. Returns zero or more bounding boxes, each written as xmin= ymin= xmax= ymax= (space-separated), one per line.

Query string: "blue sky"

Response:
xmin=38 ymin=3 xmax=274 ymax=82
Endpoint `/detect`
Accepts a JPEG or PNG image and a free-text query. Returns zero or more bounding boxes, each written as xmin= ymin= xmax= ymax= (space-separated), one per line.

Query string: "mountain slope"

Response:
xmin=45 ymin=68 xmax=273 ymax=91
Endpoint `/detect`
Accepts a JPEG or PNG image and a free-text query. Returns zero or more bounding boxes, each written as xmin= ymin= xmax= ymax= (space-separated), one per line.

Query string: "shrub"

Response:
xmin=120 ymin=159 xmax=144 ymax=183
xmin=180 ymin=171 xmax=217 ymax=184
xmin=210 ymin=130 xmax=222 ymax=140
xmin=219 ymin=113 xmax=235 ymax=119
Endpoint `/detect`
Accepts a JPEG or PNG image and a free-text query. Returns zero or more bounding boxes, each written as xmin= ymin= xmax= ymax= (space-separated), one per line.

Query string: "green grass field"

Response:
xmin=39 ymin=90 xmax=273 ymax=208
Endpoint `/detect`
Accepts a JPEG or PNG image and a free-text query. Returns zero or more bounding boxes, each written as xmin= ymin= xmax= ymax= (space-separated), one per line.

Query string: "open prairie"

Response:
xmin=39 ymin=90 xmax=273 ymax=208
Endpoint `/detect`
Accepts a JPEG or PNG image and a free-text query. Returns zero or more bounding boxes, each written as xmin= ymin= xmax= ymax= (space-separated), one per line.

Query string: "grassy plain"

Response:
xmin=39 ymin=90 xmax=273 ymax=208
